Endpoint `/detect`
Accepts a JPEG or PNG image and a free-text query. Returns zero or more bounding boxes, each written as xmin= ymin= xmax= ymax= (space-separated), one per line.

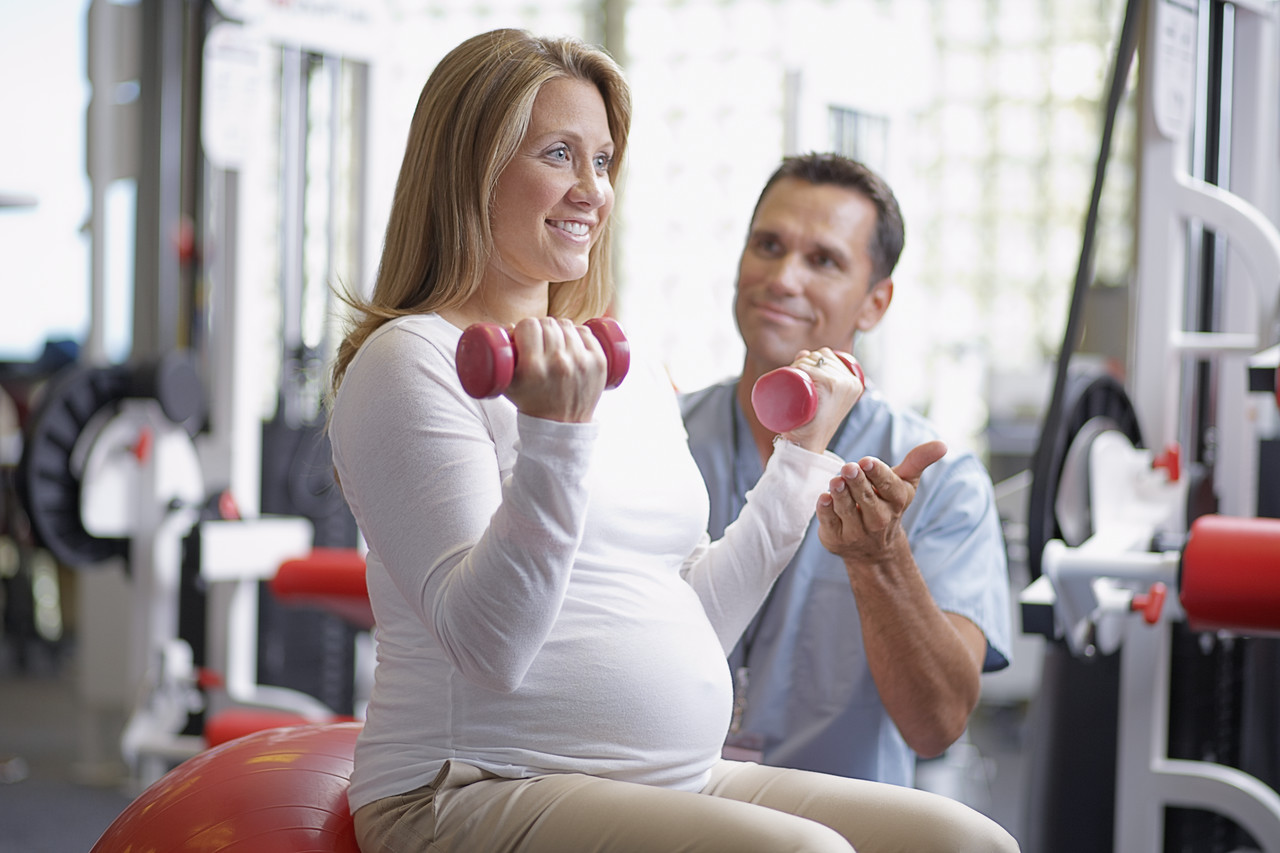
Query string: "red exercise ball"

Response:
xmin=90 ymin=723 xmax=362 ymax=853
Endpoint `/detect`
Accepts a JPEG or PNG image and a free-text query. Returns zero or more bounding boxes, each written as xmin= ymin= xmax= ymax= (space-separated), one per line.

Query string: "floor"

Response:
xmin=0 ymin=644 xmax=135 ymax=853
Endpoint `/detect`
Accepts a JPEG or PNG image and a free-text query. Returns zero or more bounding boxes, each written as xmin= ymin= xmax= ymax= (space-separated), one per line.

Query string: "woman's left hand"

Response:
xmin=780 ymin=347 xmax=863 ymax=454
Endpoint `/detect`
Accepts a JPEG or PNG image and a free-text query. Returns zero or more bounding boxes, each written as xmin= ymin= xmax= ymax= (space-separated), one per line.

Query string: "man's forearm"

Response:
xmin=846 ymin=547 xmax=986 ymax=758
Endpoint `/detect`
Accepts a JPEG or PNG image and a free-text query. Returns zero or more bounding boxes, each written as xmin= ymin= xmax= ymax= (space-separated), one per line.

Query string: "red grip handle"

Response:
xmin=456 ymin=318 xmax=630 ymax=399
xmin=1181 ymin=514 xmax=1280 ymax=633
xmin=750 ymin=353 xmax=864 ymax=434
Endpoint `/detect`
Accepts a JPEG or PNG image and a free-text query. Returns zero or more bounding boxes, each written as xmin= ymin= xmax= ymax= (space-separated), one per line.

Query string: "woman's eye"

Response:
xmin=549 ymin=146 xmax=569 ymax=161
xmin=594 ymin=153 xmax=612 ymax=172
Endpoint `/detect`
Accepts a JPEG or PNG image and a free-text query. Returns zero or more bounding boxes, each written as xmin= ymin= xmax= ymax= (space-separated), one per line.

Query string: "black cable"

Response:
xmin=1026 ymin=0 xmax=1143 ymax=579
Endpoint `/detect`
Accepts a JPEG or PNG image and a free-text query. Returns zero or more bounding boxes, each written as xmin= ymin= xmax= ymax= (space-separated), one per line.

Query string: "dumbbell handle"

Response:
xmin=751 ymin=352 xmax=864 ymax=434
xmin=456 ymin=317 xmax=630 ymax=399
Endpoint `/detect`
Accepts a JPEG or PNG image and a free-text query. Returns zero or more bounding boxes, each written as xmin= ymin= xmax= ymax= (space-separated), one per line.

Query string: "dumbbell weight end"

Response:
xmin=584 ymin=317 xmax=631 ymax=391
xmin=456 ymin=324 xmax=517 ymax=399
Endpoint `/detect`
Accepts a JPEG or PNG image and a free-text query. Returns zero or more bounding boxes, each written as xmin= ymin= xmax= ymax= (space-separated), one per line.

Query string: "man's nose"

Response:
xmin=763 ymin=254 xmax=805 ymax=295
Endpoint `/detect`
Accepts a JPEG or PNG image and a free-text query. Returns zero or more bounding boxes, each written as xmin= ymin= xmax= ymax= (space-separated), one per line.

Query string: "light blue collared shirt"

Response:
xmin=680 ymin=378 xmax=1012 ymax=787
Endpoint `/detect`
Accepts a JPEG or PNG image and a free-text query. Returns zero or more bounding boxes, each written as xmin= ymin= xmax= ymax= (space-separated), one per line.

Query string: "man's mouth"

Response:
xmin=753 ymin=300 xmax=808 ymax=324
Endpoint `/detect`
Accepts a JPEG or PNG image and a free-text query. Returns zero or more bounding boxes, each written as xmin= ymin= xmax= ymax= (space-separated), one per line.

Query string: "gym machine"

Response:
xmin=12 ymin=0 xmax=371 ymax=785
xmin=1022 ymin=1 xmax=1280 ymax=851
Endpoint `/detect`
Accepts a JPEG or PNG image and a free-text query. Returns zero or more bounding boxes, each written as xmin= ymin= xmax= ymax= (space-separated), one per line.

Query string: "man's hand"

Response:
xmin=815 ymin=439 xmax=947 ymax=563
xmin=814 ymin=438 xmax=987 ymax=757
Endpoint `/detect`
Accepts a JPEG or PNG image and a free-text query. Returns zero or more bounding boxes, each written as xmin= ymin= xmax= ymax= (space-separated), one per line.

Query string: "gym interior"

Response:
xmin=2 ymin=1 xmax=1279 ymax=851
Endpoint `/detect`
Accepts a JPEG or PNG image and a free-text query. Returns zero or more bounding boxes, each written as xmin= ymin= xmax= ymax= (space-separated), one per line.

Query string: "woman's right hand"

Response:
xmin=503 ymin=317 xmax=608 ymax=423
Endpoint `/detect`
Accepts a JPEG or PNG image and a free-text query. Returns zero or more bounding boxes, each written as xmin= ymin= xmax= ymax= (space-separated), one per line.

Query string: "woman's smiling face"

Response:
xmin=485 ymin=76 xmax=616 ymax=301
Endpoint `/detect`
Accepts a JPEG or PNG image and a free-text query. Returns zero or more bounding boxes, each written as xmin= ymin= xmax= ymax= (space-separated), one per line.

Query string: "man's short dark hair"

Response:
xmin=749 ymin=152 xmax=905 ymax=283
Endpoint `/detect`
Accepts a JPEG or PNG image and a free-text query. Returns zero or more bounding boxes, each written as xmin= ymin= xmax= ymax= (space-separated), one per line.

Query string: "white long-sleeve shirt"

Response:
xmin=330 ymin=314 xmax=842 ymax=812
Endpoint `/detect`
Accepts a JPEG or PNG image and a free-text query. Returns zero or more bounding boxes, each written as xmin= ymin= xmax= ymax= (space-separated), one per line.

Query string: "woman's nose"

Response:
xmin=569 ymin=167 xmax=608 ymax=207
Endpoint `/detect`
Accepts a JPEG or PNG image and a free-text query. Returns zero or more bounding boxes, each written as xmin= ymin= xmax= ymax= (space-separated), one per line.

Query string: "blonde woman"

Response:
xmin=329 ymin=28 xmax=1019 ymax=853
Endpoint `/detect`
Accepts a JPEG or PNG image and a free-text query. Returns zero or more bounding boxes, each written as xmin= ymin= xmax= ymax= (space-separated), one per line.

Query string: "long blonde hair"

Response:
xmin=330 ymin=29 xmax=632 ymax=394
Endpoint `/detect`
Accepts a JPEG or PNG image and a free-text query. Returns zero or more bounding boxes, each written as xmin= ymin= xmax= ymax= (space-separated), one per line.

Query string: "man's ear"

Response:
xmin=856 ymin=278 xmax=893 ymax=332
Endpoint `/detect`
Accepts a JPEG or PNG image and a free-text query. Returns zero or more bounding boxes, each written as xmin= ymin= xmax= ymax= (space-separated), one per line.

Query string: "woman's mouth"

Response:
xmin=549 ymin=219 xmax=590 ymax=238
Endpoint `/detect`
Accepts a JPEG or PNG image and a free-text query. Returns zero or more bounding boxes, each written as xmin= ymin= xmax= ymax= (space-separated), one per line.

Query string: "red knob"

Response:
xmin=196 ymin=667 xmax=226 ymax=689
xmin=132 ymin=426 xmax=154 ymax=463
xmin=1151 ymin=443 xmax=1181 ymax=482
xmin=456 ymin=317 xmax=630 ymax=399
xmin=1130 ymin=582 xmax=1167 ymax=625
xmin=218 ymin=490 xmax=242 ymax=521
xmin=750 ymin=352 xmax=864 ymax=434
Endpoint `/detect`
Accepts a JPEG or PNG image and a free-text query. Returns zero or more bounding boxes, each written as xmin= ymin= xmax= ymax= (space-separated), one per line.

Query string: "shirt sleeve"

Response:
xmin=908 ymin=452 xmax=1013 ymax=672
xmin=680 ymin=438 xmax=844 ymax=652
xmin=330 ymin=324 xmax=598 ymax=692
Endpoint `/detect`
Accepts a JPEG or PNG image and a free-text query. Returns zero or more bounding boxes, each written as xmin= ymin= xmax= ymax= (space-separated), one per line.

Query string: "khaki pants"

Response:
xmin=353 ymin=759 xmax=1019 ymax=853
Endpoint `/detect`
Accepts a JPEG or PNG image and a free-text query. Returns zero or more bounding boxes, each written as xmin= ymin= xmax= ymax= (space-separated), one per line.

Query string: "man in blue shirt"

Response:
xmin=681 ymin=153 xmax=1012 ymax=788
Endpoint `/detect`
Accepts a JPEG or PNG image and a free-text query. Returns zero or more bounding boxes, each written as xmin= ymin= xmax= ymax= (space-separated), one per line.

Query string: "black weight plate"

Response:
xmin=1026 ymin=366 xmax=1143 ymax=580
xmin=16 ymin=364 xmax=132 ymax=567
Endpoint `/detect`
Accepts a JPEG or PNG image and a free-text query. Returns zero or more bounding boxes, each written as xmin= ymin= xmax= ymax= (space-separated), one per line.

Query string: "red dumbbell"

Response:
xmin=751 ymin=352 xmax=865 ymax=434
xmin=456 ymin=317 xmax=631 ymax=399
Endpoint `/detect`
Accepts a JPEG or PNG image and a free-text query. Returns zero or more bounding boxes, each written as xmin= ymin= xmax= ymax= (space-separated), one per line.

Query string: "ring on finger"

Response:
xmin=815 ymin=356 xmax=825 ymax=368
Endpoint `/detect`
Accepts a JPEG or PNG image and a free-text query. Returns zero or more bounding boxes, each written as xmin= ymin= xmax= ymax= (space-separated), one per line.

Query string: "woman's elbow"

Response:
xmin=472 ymin=667 xmax=527 ymax=693
xmin=437 ymin=635 xmax=532 ymax=693
xmin=450 ymin=654 xmax=529 ymax=693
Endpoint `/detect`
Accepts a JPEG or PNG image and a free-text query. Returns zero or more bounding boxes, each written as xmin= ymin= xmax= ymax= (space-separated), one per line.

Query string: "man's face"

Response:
xmin=734 ymin=178 xmax=890 ymax=372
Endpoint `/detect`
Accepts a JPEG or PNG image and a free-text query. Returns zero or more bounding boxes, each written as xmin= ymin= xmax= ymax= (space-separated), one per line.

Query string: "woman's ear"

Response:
xmin=855 ymin=279 xmax=893 ymax=332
